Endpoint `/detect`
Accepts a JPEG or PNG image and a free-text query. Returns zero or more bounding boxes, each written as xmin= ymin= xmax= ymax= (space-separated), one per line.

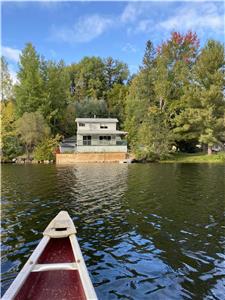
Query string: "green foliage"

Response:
xmin=173 ymin=40 xmax=225 ymax=154
xmin=69 ymin=57 xmax=106 ymax=101
xmin=75 ymin=97 xmax=108 ymax=118
xmin=135 ymin=110 xmax=173 ymax=161
xmin=69 ymin=56 xmax=129 ymax=103
xmin=16 ymin=111 xmax=50 ymax=157
xmin=58 ymin=103 xmax=76 ymax=137
xmin=104 ymin=57 xmax=129 ymax=88
xmin=40 ymin=60 xmax=70 ymax=133
xmin=2 ymin=135 xmax=23 ymax=160
xmin=1 ymin=100 xmax=22 ymax=160
xmin=2 ymin=35 xmax=224 ymax=160
xmin=15 ymin=43 xmax=44 ymax=116
xmin=34 ymin=135 xmax=61 ymax=161
xmin=106 ymin=84 xmax=128 ymax=124
xmin=125 ymin=32 xmax=225 ymax=158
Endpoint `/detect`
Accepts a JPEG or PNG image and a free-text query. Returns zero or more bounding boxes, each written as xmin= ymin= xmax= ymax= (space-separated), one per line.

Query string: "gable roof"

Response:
xmin=76 ymin=118 xmax=118 ymax=123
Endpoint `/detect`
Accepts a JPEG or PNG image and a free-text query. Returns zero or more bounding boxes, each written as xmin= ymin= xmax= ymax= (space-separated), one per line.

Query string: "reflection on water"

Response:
xmin=1 ymin=163 xmax=225 ymax=299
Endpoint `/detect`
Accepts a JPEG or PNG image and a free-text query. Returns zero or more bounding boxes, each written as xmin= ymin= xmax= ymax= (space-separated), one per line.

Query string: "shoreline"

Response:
xmin=1 ymin=152 xmax=225 ymax=164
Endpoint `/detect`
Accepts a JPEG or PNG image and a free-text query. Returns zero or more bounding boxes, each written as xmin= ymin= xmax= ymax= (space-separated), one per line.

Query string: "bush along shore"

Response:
xmin=1 ymin=31 xmax=225 ymax=162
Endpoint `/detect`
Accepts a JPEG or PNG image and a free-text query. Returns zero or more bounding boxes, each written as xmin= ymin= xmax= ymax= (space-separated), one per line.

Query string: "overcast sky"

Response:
xmin=2 ymin=1 xmax=224 ymax=82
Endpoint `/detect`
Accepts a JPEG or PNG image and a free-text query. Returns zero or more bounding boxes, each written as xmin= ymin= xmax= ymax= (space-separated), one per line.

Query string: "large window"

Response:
xmin=83 ymin=136 xmax=91 ymax=145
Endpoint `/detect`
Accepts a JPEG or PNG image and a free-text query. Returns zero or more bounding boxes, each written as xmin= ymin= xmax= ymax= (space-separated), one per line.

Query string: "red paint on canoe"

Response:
xmin=38 ymin=238 xmax=75 ymax=263
xmin=14 ymin=270 xmax=86 ymax=300
xmin=14 ymin=238 xmax=86 ymax=300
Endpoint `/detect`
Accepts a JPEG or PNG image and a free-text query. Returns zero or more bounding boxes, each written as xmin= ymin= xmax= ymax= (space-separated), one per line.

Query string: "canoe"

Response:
xmin=3 ymin=211 xmax=98 ymax=300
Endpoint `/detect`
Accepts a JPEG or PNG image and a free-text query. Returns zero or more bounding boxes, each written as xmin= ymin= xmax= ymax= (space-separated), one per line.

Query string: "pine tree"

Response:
xmin=195 ymin=40 xmax=225 ymax=154
xmin=15 ymin=43 xmax=44 ymax=116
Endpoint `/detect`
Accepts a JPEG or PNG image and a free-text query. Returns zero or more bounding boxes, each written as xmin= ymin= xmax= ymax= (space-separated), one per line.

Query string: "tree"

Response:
xmin=34 ymin=134 xmax=61 ymax=161
xmin=174 ymin=40 xmax=225 ymax=154
xmin=136 ymin=109 xmax=173 ymax=161
xmin=1 ymin=56 xmax=13 ymax=101
xmin=15 ymin=43 xmax=44 ymax=116
xmin=16 ymin=112 xmax=50 ymax=158
xmin=75 ymin=97 xmax=108 ymax=118
xmin=40 ymin=59 xmax=70 ymax=134
xmin=125 ymin=74 xmax=152 ymax=148
xmin=58 ymin=103 xmax=77 ymax=137
xmin=106 ymin=84 xmax=128 ymax=124
xmin=154 ymin=31 xmax=199 ymax=112
xmin=142 ymin=40 xmax=155 ymax=69
xmin=196 ymin=41 xmax=225 ymax=154
xmin=125 ymin=32 xmax=201 ymax=155
xmin=1 ymin=100 xmax=22 ymax=160
xmin=69 ymin=57 xmax=106 ymax=101
xmin=104 ymin=57 xmax=129 ymax=88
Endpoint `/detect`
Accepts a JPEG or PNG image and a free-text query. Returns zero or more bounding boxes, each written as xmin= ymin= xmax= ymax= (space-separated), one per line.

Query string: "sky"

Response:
xmin=2 ymin=1 xmax=225 ymax=82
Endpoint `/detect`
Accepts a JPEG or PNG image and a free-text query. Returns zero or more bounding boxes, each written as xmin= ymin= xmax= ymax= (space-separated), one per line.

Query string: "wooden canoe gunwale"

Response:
xmin=2 ymin=211 xmax=98 ymax=300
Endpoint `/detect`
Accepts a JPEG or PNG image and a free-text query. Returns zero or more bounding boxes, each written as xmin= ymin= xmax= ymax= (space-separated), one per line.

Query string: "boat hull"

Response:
xmin=3 ymin=211 xmax=97 ymax=300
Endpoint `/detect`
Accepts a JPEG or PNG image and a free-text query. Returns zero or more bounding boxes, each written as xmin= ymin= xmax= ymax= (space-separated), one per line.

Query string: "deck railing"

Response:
xmin=76 ymin=141 xmax=127 ymax=146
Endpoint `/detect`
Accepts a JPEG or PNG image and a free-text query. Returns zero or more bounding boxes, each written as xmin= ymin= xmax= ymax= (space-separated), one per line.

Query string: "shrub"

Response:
xmin=34 ymin=135 xmax=61 ymax=161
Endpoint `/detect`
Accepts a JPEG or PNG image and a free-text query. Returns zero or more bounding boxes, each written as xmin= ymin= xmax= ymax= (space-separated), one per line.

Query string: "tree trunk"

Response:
xmin=207 ymin=145 xmax=212 ymax=155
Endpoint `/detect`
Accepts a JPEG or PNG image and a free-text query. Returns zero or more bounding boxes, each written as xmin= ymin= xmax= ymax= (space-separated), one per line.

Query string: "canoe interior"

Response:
xmin=38 ymin=237 xmax=75 ymax=263
xmin=14 ymin=238 xmax=86 ymax=300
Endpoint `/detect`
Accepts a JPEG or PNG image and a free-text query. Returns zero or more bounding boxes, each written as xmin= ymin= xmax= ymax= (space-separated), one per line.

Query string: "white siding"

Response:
xmin=77 ymin=122 xmax=116 ymax=131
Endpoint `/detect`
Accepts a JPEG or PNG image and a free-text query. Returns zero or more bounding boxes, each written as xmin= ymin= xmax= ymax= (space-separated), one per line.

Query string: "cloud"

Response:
xmin=2 ymin=46 xmax=21 ymax=62
xmin=159 ymin=3 xmax=224 ymax=33
xmin=122 ymin=43 xmax=137 ymax=53
xmin=121 ymin=1 xmax=224 ymax=44
xmin=136 ymin=19 xmax=154 ymax=33
xmin=121 ymin=2 xmax=150 ymax=23
xmin=51 ymin=14 xmax=113 ymax=43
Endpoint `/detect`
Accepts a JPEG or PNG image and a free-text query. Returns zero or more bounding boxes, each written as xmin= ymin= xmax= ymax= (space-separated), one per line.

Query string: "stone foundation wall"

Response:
xmin=56 ymin=152 xmax=128 ymax=164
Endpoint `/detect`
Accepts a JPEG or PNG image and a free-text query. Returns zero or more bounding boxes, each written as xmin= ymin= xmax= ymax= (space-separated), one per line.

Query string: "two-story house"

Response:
xmin=76 ymin=118 xmax=127 ymax=153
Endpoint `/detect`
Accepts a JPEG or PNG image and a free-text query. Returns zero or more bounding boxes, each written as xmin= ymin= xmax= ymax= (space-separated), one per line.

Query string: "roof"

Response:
xmin=76 ymin=118 xmax=118 ymax=123
xmin=77 ymin=130 xmax=127 ymax=135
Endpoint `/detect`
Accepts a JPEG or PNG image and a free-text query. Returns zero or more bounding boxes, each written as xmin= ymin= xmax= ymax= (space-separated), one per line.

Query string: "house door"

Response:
xmin=83 ymin=136 xmax=92 ymax=145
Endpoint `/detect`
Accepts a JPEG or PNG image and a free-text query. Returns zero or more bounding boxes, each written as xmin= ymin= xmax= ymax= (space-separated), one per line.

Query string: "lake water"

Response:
xmin=1 ymin=163 xmax=225 ymax=299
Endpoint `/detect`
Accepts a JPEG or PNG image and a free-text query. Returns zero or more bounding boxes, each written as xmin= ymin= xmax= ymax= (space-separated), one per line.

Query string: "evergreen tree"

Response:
xmin=15 ymin=43 xmax=43 ymax=116
xmin=194 ymin=40 xmax=224 ymax=154
xmin=174 ymin=40 xmax=225 ymax=154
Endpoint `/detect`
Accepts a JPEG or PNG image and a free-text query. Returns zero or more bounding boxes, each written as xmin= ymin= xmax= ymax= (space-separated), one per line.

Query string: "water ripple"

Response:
xmin=1 ymin=163 xmax=225 ymax=299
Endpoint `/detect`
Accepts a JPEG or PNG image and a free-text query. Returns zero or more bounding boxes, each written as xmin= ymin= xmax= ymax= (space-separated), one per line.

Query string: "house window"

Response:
xmin=83 ymin=136 xmax=91 ymax=145
xmin=100 ymin=124 xmax=108 ymax=129
xmin=79 ymin=123 xmax=85 ymax=127
xmin=99 ymin=136 xmax=111 ymax=141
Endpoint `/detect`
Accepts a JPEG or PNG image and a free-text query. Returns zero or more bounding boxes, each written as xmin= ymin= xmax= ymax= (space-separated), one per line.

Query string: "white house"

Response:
xmin=75 ymin=118 xmax=127 ymax=153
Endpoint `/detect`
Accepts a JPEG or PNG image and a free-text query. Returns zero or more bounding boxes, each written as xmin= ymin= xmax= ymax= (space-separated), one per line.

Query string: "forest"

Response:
xmin=1 ymin=31 xmax=225 ymax=162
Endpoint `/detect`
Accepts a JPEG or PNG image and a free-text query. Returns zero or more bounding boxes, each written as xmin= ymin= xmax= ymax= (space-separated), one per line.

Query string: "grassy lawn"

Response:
xmin=162 ymin=152 xmax=225 ymax=163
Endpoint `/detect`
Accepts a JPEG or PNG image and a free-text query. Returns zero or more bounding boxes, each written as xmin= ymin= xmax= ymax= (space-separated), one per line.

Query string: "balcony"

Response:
xmin=77 ymin=140 xmax=127 ymax=146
